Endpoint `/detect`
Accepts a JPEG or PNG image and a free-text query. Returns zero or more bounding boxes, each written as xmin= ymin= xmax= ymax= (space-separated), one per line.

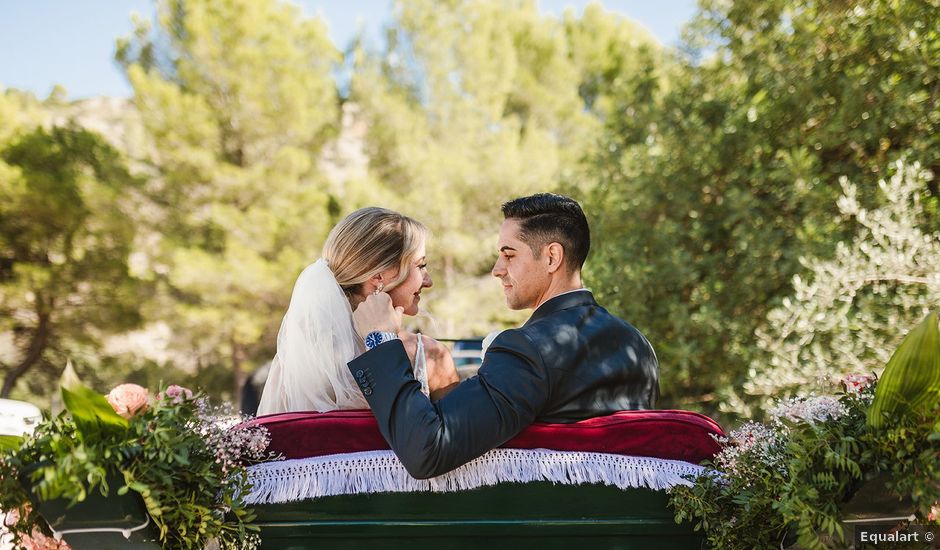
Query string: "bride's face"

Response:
xmin=385 ymin=241 xmax=431 ymax=316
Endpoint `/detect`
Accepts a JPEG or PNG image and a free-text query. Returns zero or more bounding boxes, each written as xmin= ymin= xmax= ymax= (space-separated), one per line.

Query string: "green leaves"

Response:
xmin=868 ymin=312 xmax=940 ymax=429
xmin=0 ymin=434 xmax=23 ymax=451
xmin=670 ymin=386 xmax=891 ymax=549
xmin=3 ymin=373 xmax=261 ymax=549
xmin=60 ymin=361 xmax=128 ymax=440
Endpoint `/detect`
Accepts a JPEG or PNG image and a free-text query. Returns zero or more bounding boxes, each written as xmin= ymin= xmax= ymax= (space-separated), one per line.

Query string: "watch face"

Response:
xmin=366 ymin=331 xmax=392 ymax=349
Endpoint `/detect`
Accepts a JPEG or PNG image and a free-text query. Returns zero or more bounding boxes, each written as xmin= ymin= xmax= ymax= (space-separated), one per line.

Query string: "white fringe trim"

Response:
xmin=245 ymin=448 xmax=705 ymax=505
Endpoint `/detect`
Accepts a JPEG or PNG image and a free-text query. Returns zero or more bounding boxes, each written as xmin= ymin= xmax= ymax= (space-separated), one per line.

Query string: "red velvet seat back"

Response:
xmin=250 ymin=410 xmax=723 ymax=464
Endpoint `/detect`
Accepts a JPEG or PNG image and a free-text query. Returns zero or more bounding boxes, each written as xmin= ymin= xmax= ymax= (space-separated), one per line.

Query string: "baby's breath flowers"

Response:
xmin=192 ymin=400 xmax=272 ymax=476
xmin=712 ymin=422 xmax=787 ymax=479
xmin=769 ymin=395 xmax=848 ymax=424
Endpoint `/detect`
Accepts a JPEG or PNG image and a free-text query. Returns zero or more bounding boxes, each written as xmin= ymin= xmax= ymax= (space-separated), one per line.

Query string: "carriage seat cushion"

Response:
xmin=249 ymin=409 xmax=724 ymax=464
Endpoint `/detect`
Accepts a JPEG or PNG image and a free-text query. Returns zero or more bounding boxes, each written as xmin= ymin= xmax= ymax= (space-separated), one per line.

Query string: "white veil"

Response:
xmin=257 ymin=259 xmax=368 ymax=414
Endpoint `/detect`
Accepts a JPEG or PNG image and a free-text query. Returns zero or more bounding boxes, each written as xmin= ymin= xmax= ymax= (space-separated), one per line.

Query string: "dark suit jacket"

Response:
xmin=347 ymin=290 xmax=659 ymax=479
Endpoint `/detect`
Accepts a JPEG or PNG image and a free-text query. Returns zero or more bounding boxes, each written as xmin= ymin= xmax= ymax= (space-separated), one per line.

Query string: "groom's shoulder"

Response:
xmin=524 ymin=292 xmax=621 ymax=328
xmin=522 ymin=296 xmax=645 ymax=343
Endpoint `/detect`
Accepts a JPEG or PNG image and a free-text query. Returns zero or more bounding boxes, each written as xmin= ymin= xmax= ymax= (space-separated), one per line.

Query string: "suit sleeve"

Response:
xmin=347 ymin=328 xmax=548 ymax=479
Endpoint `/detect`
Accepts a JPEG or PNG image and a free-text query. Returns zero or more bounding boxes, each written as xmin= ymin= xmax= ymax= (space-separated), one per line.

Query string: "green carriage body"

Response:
xmin=37 ymin=481 xmax=702 ymax=549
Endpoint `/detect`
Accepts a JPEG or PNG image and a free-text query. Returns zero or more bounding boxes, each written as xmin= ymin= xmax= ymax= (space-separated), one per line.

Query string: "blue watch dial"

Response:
xmin=365 ymin=331 xmax=398 ymax=350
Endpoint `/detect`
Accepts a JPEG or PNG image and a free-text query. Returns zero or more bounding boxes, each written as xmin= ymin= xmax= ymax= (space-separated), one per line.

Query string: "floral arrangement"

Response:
xmin=670 ymin=313 xmax=940 ymax=550
xmin=0 ymin=365 xmax=273 ymax=549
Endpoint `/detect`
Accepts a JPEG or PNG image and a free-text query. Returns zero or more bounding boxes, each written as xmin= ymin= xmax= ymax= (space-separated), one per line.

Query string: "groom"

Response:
xmin=350 ymin=193 xmax=659 ymax=479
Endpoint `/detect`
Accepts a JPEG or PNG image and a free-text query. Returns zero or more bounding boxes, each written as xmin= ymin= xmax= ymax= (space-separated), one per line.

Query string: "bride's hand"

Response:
xmin=353 ymin=292 xmax=404 ymax=339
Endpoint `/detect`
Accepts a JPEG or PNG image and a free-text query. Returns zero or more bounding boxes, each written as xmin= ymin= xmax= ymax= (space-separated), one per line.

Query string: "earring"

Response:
xmin=373 ymin=281 xmax=384 ymax=295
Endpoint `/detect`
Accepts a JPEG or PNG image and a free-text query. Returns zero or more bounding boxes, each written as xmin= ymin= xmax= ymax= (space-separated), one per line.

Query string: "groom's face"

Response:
xmin=492 ymin=218 xmax=550 ymax=310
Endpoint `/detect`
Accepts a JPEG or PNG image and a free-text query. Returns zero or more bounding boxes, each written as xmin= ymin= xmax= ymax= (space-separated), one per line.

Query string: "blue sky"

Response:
xmin=0 ymin=1 xmax=698 ymax=100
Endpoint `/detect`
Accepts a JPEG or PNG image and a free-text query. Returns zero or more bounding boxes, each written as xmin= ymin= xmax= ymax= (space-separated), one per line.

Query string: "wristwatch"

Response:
xmin=364 ymin=331 xmax=399 ymax=350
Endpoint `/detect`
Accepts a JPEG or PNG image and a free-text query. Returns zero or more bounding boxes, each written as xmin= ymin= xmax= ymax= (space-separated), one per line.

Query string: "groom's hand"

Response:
xmin=353 ymin=292 xmax=404 ymax=339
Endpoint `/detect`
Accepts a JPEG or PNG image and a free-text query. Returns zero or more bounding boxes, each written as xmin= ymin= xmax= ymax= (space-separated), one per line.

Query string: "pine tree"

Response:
xmin=116 ymin=0 xmax=341 ymax=396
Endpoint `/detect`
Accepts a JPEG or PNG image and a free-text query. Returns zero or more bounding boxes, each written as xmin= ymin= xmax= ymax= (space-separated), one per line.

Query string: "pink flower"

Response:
xmin=841 ymin=373 xmax=876 ymax=395
xmin=2 ymin=506 xmax=72 ymax=549
xmin=21 ymin=527 xmax=70 ymax=549
xmin=162 ymin=384 xmax=194 ymax=404
xmin=928 ymin=502 xmax=938 ymax=522
xmin=106 ymin=384 xmax=149 ymax=419
xmin=3 ymin=507 xmax=19 ymax=527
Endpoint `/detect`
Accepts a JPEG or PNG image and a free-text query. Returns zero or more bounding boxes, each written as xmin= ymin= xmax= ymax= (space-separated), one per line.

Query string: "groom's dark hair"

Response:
xmin=501 ymin=193 xmax=590 ymax=273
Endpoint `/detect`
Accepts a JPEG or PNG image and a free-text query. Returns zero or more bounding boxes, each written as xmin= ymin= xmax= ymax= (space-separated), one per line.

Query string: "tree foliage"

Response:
xmin=747 ymin=162 xmax=940 ymax=410
xmin=582 ymin=0 xmax=940 ymax=413
xmin=0 ymin=124 xmax=144 ymax=399
xmin=115 ymin=0 xmax=341 ymax=395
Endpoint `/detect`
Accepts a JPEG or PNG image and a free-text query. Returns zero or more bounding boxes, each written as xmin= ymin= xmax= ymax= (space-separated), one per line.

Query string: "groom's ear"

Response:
xmin=545 ymin=242 xmax=565 ymax=274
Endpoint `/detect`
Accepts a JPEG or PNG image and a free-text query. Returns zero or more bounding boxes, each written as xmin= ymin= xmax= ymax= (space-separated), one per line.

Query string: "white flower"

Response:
xmin=714 ymin=422 xmax=787 ymax=477
xmin=770 ymin=395 xmax=847 ymax=425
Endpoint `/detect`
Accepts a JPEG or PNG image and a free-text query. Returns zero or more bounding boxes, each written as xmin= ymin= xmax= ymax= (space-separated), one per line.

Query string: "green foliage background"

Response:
xmin=1 ymin=0 xmax=937 ymax=423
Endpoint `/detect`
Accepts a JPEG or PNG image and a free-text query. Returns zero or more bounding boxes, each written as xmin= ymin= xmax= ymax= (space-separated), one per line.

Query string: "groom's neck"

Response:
xmin=532 ymin=273 xmax=583 ymax=310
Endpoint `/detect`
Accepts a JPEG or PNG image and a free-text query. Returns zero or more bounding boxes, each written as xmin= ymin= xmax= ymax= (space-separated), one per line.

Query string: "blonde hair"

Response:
xmin=323 ymin=207 xmax=428 ymax=298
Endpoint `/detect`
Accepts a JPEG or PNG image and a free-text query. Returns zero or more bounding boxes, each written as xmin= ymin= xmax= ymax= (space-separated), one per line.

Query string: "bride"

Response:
xmin=257 ymin=207 xmax=460 ymax=414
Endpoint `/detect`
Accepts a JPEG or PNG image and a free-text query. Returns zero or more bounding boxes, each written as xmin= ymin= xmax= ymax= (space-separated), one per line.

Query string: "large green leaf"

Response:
xmin=868 ymin=312 xmax=940 ymax=428
xmin=0 ymin=435 xmax=23 ymax=452
xmin=60 ymin=361 xmax=128 ymax=439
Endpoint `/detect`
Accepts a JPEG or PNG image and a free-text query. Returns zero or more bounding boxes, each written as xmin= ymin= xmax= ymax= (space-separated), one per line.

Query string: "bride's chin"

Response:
xmin=400 ymin=303 xmax=419 ymax=316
